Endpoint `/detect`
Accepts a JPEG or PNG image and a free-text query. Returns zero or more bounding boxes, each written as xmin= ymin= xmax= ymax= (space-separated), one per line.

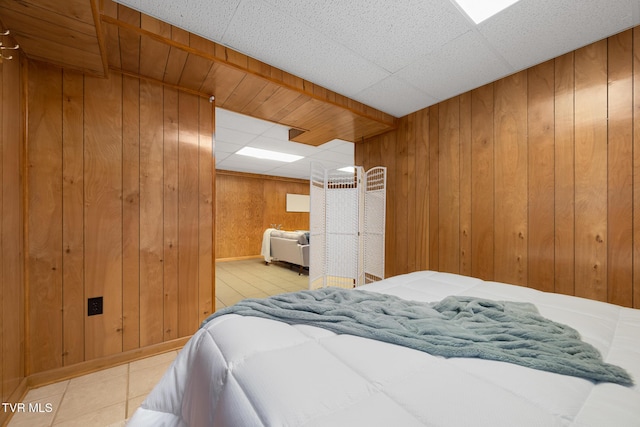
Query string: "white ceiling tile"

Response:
xmin=320 ymin=140 xmax=355 ymax=156
xmin=354 ymin=75 xmax=439 ymax=117
xmin=215 ymin=140 xmax=245 ymax=155
xmin=215 ymin=127 xmax=256 ymax=145
xmin=116 ymin=0 xmax=241 ymax=41
xmin=221 ymin=0 xmax=390 ymax=97
xmin=266 ymin=0 xmax=472 ymax=73
xmin=396 ymin=30 xmax=513 ymax=101
xmin=478 ymin=0 xmax=639 ymax=71
xmin=247 ymin=137 xmax=318 ymax=157
xmin=216 ymin=108 xmax=276 ymax=135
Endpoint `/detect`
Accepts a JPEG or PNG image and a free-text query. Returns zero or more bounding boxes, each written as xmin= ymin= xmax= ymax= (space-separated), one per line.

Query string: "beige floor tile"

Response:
xmin=7 ymin=394 xmax=64 ymax=427
xmin=129 ymin=351 xmax=178 ymax=373
xmin=128 ymin=360 xmax=173 ymax=399
xmin=126 ymin=395 xmax=146 ymax=418
xmin=54 ymin=374 xmax=127 ymax=424
xmin=22 ymin=380 xmax=69 ymax=403
xmin=66 ymin=365 xmax=127 ymax=388
xmin=53 ymin=402 xmax=125 ymax=427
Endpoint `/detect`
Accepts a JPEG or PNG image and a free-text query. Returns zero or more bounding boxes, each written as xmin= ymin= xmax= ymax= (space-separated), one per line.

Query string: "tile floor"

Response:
xmin=8 ymin=258 xmax=308 ymax=427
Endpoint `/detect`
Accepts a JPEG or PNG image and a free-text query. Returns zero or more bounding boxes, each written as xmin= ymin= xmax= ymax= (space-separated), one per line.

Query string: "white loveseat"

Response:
xmin=266 ymin=230 xmax=309 ymax=273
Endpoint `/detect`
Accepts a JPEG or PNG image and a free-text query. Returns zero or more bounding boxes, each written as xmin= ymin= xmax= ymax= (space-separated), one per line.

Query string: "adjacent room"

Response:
xmin=1 ymin=0 xmax=639 ymax=425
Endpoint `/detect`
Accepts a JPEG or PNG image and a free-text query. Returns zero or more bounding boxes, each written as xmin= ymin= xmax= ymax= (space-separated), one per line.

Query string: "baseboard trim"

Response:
xmin=27 ymin=336 xmax=190 ymax=389
xmin=0 ymin=377 xmax=28 ymax=427
xmin=216 ymin=255 xmax=262 ymax=262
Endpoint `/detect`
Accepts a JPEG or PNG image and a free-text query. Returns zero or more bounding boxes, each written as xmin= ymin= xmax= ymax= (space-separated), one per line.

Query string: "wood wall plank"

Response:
xmin=27 ymin=61 xmax=63 ymax=374
xmin=428 ymin=105 xmax=439 ymax=271
xmin=634 ymin=28 xmax=640 ymax=309
xmin=574 ymin=40 xmax=608 ymax=302
xmin=414 ymin=108 xmax=429 ymax=272
xmin=438 ymin=97 xmax=460 ymax=274
xmin=395 ymin=116 xmax=410 ymax=274
xmin=470 ymin=84 xmax=494 ymax=281
xmin=139 ymin=80 xmax=165 ymax=346
xmin=494 ymin=71 xmax=528 ymax=286
xmin=163 ymin=87 xmax=180 ymax=341
xmin=83 ymin=73 xmax=123 ymax=360
xmin=607 ymin=30 xmax=633 ymax=307
xmin=1 ymin=47 xmax=24 ymax=400
xmin=459 ymin=92 xmax=472 ymax=276
xmin=554 ymin=52 xmax=576 ymax=296
xmin=527 ymin=60 xmax=555 ymax=292
xmin=122 ymin=75 xmax=140 ymax=351
xmin=61 ymin=70 xmax=85 ymax=365
xmin=177 ymin=91 xmax=200 ymax=337
xmin=198 ymin=96 xmax=214 ymax=324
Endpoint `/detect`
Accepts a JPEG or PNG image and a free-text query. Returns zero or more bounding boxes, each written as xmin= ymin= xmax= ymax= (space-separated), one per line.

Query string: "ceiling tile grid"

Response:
xmin=115 ymin=0 xmax=640 ymax=178
xmin=215 ymin=108 xmax=354 ymax=180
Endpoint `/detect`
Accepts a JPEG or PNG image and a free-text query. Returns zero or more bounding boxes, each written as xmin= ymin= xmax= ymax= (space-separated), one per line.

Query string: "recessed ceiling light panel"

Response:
xmin=236 ymin=147 xmax=303 ymax=163
xmin=452 ymin=0 xmax=521 ymax=24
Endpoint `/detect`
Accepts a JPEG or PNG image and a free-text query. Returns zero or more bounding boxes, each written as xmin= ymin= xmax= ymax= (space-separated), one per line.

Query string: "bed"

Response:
xmin=127 ymin=271 xmax=640 ymax=426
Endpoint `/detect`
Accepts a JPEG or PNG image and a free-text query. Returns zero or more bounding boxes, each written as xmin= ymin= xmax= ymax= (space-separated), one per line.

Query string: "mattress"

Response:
xmin=127 ymin=271 xmax=640 ymax=426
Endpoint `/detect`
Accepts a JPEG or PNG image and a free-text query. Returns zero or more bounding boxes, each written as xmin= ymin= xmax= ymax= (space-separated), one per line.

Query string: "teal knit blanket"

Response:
xmin=205 ymin=287 xmax=633 ymax=386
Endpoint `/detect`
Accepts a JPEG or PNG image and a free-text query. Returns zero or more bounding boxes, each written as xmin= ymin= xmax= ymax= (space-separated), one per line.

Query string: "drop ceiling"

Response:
xmin=116 ymin=0 xmax=640 ymax=118
xmin=112 ymin=0 xmax=639 ymax=180
xmin=215 ymin=108 xmax=355 ymax=179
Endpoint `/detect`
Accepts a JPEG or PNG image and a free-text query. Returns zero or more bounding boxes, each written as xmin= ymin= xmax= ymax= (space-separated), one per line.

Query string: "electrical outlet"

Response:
xmin=88 ymin=297 xmax=103 ymax=316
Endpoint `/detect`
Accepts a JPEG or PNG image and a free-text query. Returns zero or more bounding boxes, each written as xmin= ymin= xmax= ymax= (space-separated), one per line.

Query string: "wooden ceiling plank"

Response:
xmin=239 ymin=82 xmax=281 ymax=116
xmin=163 ymin=45 xmax=189 ymax=86
xmin=199 ymin=62 xmax=245 ymax=105
xmin=178 ymin=53 xmax=213 ymax=93
xmin=0 ymin=7 xmax=99 ymax=51
xmin=138 ymin=34 xmax=170 ymax=81
xmin=0 ymin=1 xmax=96 ymax=36
xmin=220 ymin=74 xmax=269 ymax=112
xmin=103 ymin=18 xmax=121 ymax=69
xmin=247 ymin=86 xmax=305 ymax=122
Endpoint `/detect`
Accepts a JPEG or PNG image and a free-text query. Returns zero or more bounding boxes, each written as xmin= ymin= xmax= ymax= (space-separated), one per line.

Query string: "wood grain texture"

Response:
xmin=163 ymin=87 xmax=179 ymax=341
xmin=574 ymin=40 xmax=608 ymax=302
xmin=61 ymin=70 xmax=85 ymax=365
xmin=470 ymin=84 xmax=495 ymax=281
xmin=494 ymin=71 xmax=528 ymax=286
xmin=83 ymin=73 xmax=123 ymax=360
xmin=122 ymin=75 xmax=140 ymax=351
xmin=139 ymin=80 xmax=164 ymax=346
xmin=0 ymin=0 xmax=104 ymax=76
xmin=459 ymin=93 xmax=472 ymax=276
xmin=554 ymin=52 xmax=576 ymax=297
xmin=438 ymin=97 xmax=460 ymax=274
xmin=527 ymin=60 xmax=555 ymax=292
xmin=1 ymin=46 xmax=24 ymax=401
xmin=177 ymin=91 xmax=200 ymax=337
xmin=198 ymin=96 xmax=214 ymax=324
xmin=25 ymin=66 xmax=215 ymax=373
xmin=428 ymin=105 xmax=439 ymax=272
xmin=27 ymin=61 xmax=64 ymax=374
xmin=634 ymin=27 xmax=640 ymax=309
xmin=607 ymin=30 xmax=633 ymax=307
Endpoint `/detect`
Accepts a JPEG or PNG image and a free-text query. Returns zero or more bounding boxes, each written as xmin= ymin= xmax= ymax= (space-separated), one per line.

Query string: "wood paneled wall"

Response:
xmin=0 ymin=48 xmax=25 ymax=404
xmin=357 ymin=28 xmax=639 ymax=309
xmin=216 ymin=171 xmax=309 ymax=259
xmin=26 ymin=61 xmax=214 ymax=374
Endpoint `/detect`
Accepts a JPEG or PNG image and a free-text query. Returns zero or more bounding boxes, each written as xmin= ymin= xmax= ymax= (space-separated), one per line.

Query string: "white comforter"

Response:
xmin=128 ymin=271 xmax=640 ymax=426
